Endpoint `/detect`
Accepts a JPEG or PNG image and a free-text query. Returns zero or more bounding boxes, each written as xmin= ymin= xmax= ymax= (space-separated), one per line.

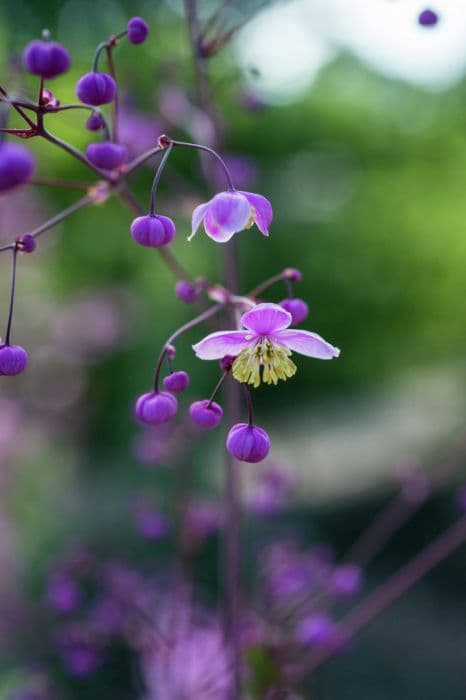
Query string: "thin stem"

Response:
xmin=0 ymin=244 xmax=15 ymax=254
xmin=124 ymin=146 xmax=164 ymax=175
xmin=152 ymin=304 xmax=223 ymax=391
xmin=248 ymin=271 xmax=287 ymax=298
xmin=4 ymin=247 xmax=18 ymax=344
xmin=106 ymin=45 xmax=119 ymax=142
xmin=171 ymin=139 xmax=234 ymax=191
xmin=207 ymin=370 xmax=229 ymax=406
xmin=149 ymin=143 xmax=173 ymax=216
xmin=92 ymin=41 xmax=108 ymax=72
xmin=242 ymin=383 xmax=254 ymax=426
xmin=41 ymin=128 xmax=107 ymax=177
xmin=48 ymin=104 xmax=111 ymax=140
xmin=0 ymin=86 xmax=36 ymax=128
xmin=30 ymin=194 xmax=95 ymax=239
xmin=290 ymin=515 xmax=466 ymax=682
xmin=29 ymin=176 xmax=90 ymax=190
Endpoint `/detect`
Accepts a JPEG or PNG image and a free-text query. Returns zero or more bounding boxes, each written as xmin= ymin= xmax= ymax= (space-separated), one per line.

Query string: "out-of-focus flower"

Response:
xmin=329 ymin=564 xmax=363 ymax=599
xmin=134 ymin=505 xmax=169 ymax=541
xmin=119 ymin=106 xmax=161 ymax=157
xmin=23 ymin=38 xmax=70 ymax=79
xmin=46 ymin=573 xmax=81 ymax=614
xmin=181 ymin=498 xmax=223 ymax=550
xmin=189 ymin=190 xmax=272 ymax=243
xmin=57 ymin=626 xmax=104 ymax=677
xmin=295 ymin=613 xmax=341 ymax=648
xmin=418 ymin=8 xmax=439 ymax=26
xmin=248 ymin=464 xmax=297 ymax=515
xmin=127 ymin=16 xmax=149 ymax=45
xmin=0 ymin=143 xmax=36 ymax=192
xmin=193 ymin=303 xmax=339 ymax=388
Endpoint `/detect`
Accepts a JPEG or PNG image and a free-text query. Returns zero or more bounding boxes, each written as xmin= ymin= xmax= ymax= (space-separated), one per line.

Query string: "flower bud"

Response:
xmin=127 ymin=17 xmax=149 ymax=44
xmin=0 ymin=143 xmax=36 ymax=192
xmin=130 ymin=215 xmax=175 ymax=248
xmin=76 ymin=71 xmax=116 ymax=105
xmin=86 ymin=142 xmax=128 ymax=171
xmin=135 ymin=391 xmax=178 ymax=425
xmin=23 ymin=39 xmax=71 ymax=79
xmin=86 ymin=113 xmax=104 ymax=131
xmin=283 ymin=267 xmax=302 ymax=282
xmin=220 ymin=355 xmax=236 ymax=372
xmin=296 ymin=613 xmax=339 ymax=648
xmin=418 ymin=8 xmax=439 ymax=26
xmin=279 ymin=298 xmax=309 ymax=324
xmin=175 ymin=280 xmax=198 ymax=304
xmin=16 ymin=234 xmax=36 ymax=253
xmin=189 ymin=400 xmax=223 ymax=429
xmin=0 ymin=344 xmax=28 ymax=376
xmin=226 ymin=423 xmax=270 ymax=463
xmin=163 ymin=370 xmax=190 ymax=393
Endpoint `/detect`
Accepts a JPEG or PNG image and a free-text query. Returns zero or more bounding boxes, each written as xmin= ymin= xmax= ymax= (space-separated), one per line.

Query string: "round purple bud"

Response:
xmin=86 ymin=142 xmax=128 ymax=171
xmin=175 ymin=280 xmax=198 ymax=304
xmin=329 ymin=564 xmax=363 ymax=599
xmin=163 ymin=370 xmax=190 ymax=393
xmin=130 ymin=215 xmax=175 ymax=248
xmin=283 ymin=267 xmax=302 ymax=282
xmin=418 ymin=9 xmax=439 ymax=26
xmin=17 ymin=234 xmax=37 ymax=253
xmin=127 ymin=16 xmax=149 ymax=44
xmin=135 ymin=391 xmax=178 ymax=425
xmin=226 ymin=423 xmax=270 ymax=463
xmin=23 ymin=39 xmax=71 ymax=79
xmin=220 ymin=355 xmax=236 ymax=372
xmin=189 ymin=400 xmax=223 ymax=429
xmin=296 ymin=613 xmax=339 ymax=648
xmin=76 ymin=71 xmax=116 ymax=106
xmin=86 ymin=113 xmax=104 ymax=131
xmin=0 ymin=143 xmax=36 ymax=192
xmin=0 ymin=344 xmax=28 ymax=376
xmin=279 ymin=298 xmax=309 ymax=325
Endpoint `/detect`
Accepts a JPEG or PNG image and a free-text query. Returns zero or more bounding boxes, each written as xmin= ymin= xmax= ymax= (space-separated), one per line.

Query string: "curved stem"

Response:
xmin=5 ymin=247 xmax=18 ymax=344
xmin=48 ymin=104 xmax=111 ymax=140
xmin=149 ymin=143 xmax=173 ymax=215
xmin=152 ymin=304 xmax=223 ymax=391
xmin=248 ymin=271 xmax=287 ymax=299
xmin=124 ymin=146 xmax=164 ymax=175
xmin=106 ymin=45 xmax=119 ymax=142
xmin=30 ymin=194 xmax=95 ymax=239
xmin=207 ymin=370 xmax=229 ymax=406
xmin=41 ymin=127 xmax=107 ymax=177
xmin=171 ymin=139 xmax=234 ymax=191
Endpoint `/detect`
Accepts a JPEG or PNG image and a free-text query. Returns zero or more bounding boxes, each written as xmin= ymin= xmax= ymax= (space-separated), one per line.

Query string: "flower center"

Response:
xmin=232 ymin=338 xmax=297 ymax=388
xmin=243 ymin=206 xmax=256 ymax=230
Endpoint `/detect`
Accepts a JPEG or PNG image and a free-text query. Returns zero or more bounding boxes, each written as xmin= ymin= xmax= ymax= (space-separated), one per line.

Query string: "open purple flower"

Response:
xmin=189 ymin=190 xmax=272 ymax=243
xmin=193 ymin=303 xmax=340 ymax=388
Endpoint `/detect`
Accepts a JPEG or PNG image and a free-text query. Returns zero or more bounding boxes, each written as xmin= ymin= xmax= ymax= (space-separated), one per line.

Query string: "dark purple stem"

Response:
xmin=149 ymin=143 xmax=173 ymax=216
xmin=5 ymin=247 xmax=18 ymax=345
xmin=243 ymin=384 xmax=255 ymax=426
xmin=207 ymin=370 xmax=229 ymax=406
xmin=171 ymin=138 xmax=235 ymax=191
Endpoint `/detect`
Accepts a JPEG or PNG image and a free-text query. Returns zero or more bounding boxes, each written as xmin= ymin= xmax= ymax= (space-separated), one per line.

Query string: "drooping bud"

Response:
xmin=418 ymin=8 xmax=439 ymax=26
xmin=163 ymin=370 xmax=190 ymax=393
xmin=23 ymin=38 xmax=71 ymax=79
xmin=130 ymin=215 xmax=175 ymax=248
xmin=86 ymin=142 xmax=128 ymax=171
xmin=127 ymin=17 xmax=149 ymax=45
xmin=175 ymin=280 xmax=198 ymax=304
xmin=189 ymin=400 xmax=223 ymax=429
xmin=76 ymin=71 xmax=116 ymax=105
xmin=226 ymin=423 xmax=270 ymax=463
xmin=279 ymin=298 xmax=309 ymax=325
xmin=0 ymin=344 xmax=28 ymax=376
xmin=135 ymin=391 xmax=178 ymax=425
xmin=0 ymin=143 xmax=36 ymax=192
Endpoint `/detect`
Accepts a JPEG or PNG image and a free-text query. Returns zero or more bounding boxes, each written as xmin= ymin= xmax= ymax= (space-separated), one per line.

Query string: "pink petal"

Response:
xmin=273 ymin=329 xmax=340 ymax=359
xmin=241 ymin=303 xmax=291 ymax=335
xmin=240 ymin=191 xmax=273 ymax=236
xmin=209 ymin=191 xmax=251 ymax=233
xmin=189 ymin=202 xmax=209 ymax=241
xmin=203 ymin=209 xmax=237 ymax=243
xmin=193 ymin=330 xmax=252 ymax=360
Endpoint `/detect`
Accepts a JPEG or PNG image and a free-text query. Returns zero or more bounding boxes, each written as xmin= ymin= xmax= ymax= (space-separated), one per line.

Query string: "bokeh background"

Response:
xmin=1 ymin=0 xmax=466 ymax=698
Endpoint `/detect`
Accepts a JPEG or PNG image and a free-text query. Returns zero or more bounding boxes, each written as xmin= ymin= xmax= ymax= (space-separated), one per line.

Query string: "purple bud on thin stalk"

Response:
xmin=86 ymin=113 xmax=104 ymax=131
xmin=279 ymin=298 xmax=309 ymax=324
xmin=418 ymin=8 xmax=439 ymax=26
xmin=175 ymin=280 xmax=198 ymax=304
xmin=220 ymin=355 xmax=236 ymax=372
xmin=135 ymin=391 xmax=178 ymax=425
xmin=76 ymin=71 xmax=116 ymax=105
xmin=0 ymin=143 xmax=36 ymax=192
xmin=0 ymin=344 xmax=28 ymax=376
xmin=163 ymin=370 xmax=190 ymax=393
xmin=226 ymin=423 xmax=270 ymax=463
xmin=130 ymin=215 xmax=175 ymax=248
xmin=23 ymin=38 xmax=71 ymax=79
xmin=283 ymin=267 xmax=302 ymax=282
xmin=189 ymin=400 xmax=223 ymax=429
xmin=127 ymin=16 xmax=149 ymax=44
xmin=16 ymin=234 xmax=36 ymax=253
xmin=86 ymin=142 xmax=128 ymax=171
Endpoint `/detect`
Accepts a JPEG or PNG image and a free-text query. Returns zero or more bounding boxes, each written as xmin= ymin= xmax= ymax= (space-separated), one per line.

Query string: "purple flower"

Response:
xmin=279 ymin=298 xmax=309 ymax=325
xmin=76 ymin=71 xmax=116 ymax=105
xmin=189 ymin=190 xmax=272 ymax=243
xmin=86 ymin=113 xmax=104 ymax=131
xmin=23 ymin=39 xmax=70 ymax=79
xmin=189 ymin=400 xmax=223 ymax=429
xmin=418 ymin=8 xmax=439 ymax=26
xmin=248 ymin=465 xmax=297 ymax=515
xmin=135 ymin=391 xmax=178 ymax=425
xmin=193 ymin=303 xmax=340 ymax=388
xmin=135 ymin=508 xmax=169 ymax=540
xmin=0 ymin=143 xmax=36 ymax=192
xmin=163 ymin=370 xmax=190 ymax=393
xmin=226 ymin=423 xmax=270 ymax=463
xmin=86 ymin=142 xmax=128 ymax=171
xmin=127 ymin=16 xmax=149 ymax=44
xmin=17 ymin=234 xmax=37 ymax=253
xmin=130 ymin=215 xmax=175 ymax=248
xmin=329 ymin=564 xmax=363 ymax=599
xmin=296 ymin=613 xmax=340 ymax=648
xmin=0 ymin=344 xmax=28 ymax=376
xmin=47 ymin=574 xmax=81 ymax=613
xmin=175 ymin=279 xmax=198 ymax=304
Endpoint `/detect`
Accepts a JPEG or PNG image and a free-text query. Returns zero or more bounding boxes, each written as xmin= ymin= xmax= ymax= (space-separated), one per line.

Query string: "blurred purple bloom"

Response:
xmin=296 ymin=613 xmax=341 ymax=648
xmin=193 ymin=303 xmax=340 ymax=387
xmin=213 ymin=155 xmax=259 ymax=191
xmin=329 ymin=564 xmax=363 ymax=599
xmin=189 ymin=190 xmax=272 ymax=243
xmin=248 ymin=465 xmax=297 ymax=515
xmin=119 ymin=107 xmax=161 ymax=157
xmin=47 ymin=574 xmax=81 ymax=614
xmin=135 ymin=508 xmax=169 ymax=540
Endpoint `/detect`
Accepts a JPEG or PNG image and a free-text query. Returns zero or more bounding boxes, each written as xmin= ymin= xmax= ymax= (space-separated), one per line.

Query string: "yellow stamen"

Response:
xmin=232 ymin=338 xmax=297 ymax=388
xmin=244 ymin=206 xmax=256 ymax=230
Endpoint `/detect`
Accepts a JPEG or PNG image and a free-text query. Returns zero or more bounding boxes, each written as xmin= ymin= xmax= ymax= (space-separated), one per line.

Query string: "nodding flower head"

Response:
xmin=193 ymin=303 xmax=340 ymax=388
xmin=85 ymin=142 xmax=128 ymax=171
xmin=279 ymin=298 xmax=309 ymax=325
xmin=86 ymin=113 xmax=104 ymax=131
xmin=130 ymin=215 xmax=175 ymax=248
xmin=163 ymin=370 xmax=190 ymax=393
xmin=23 ymin=38 xmax=71 ymax=79
xmin=76 ymin=71 xmax=116 ymax=105
xmin=226 ymin=423 xmax=270 ymax=463
xmin=189 ymin=400 xmax=223 ymax=429
xmin=175 ymin=280 xmax=198 ymax=304
xmin=17 ymin=234 xmax=37 ymax=253
xmin=418 ymin=8 xmax=439 ymax=26
xmin=0 ymin=344 xmax=28 ymax=376
xmin=135 ymin=391 xmax=178 ymax=425
xmin=0 ymin=143 xmax=36 ymax=192
xmin=189 ymin=190 xmax=272 ymax=243
xmin=127 ymin=16 xmax=149 ymax=44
